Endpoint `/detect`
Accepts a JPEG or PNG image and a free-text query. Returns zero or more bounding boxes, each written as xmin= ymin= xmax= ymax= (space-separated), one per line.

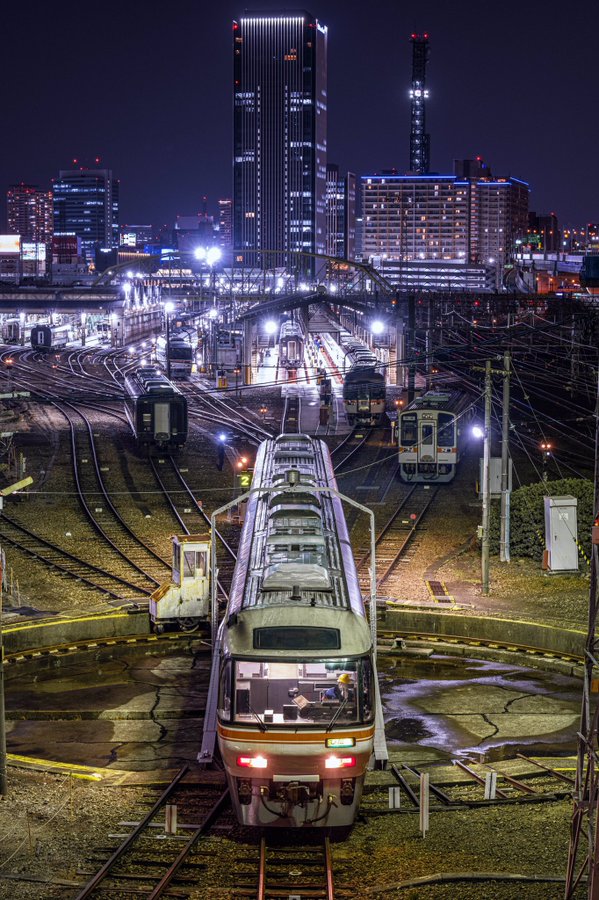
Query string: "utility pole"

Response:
xmin=481 ymin=360 xmax=492 ymax=595
xmin=500 ymin=350 xmax=511 ymax=562
xmin=565 ymin=367 xmax=599 ymax=898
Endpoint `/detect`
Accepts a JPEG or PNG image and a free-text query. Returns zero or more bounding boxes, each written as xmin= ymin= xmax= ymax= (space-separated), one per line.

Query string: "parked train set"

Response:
xmin=124 ymin=368 xmax=188 ymax=453
xmin=278 ymin=320 xmax=304 ymax=369
xmin=338 ymin=329 xmax=386 ymax=426
xmin=398 ymin=389 xmax=476 ymax=483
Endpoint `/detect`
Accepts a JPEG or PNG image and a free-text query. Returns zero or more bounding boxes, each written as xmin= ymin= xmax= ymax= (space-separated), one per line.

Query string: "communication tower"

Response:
xmin=409 ymin=33 xmax=430 ymax=175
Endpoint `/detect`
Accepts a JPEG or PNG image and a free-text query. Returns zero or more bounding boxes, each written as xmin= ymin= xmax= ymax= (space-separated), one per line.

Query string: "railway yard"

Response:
xmin=0 ymin=306 xmax=596 ymax=899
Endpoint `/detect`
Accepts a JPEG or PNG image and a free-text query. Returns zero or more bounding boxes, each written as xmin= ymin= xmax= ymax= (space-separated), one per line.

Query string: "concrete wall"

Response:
xmin=383 ymin=608 xmax=585 ymax=659
xmin=4 ymin=611 xmax=150 ymax=656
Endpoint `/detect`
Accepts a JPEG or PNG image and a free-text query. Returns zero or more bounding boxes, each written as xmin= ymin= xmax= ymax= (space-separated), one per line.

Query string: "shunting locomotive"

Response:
xmin=215 ymin=433 xmax=377 ymax=827
xmin=398 ymin=389 xmax=475 ymax=482
xmin=124 ymin=368 xmax=188 ymax=453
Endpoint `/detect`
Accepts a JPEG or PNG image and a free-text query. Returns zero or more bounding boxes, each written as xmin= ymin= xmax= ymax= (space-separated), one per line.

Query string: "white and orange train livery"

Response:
xmin=216 ymin=433 xmax=376 ymax=827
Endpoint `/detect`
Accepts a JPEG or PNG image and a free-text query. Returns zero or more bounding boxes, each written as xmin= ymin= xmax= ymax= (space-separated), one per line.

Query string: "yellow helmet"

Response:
xmin=338 ymin=673 xmax=351 ymax=684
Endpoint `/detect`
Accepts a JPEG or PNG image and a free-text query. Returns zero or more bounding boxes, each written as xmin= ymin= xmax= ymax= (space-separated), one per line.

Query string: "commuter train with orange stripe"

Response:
xmin=215 ymin=433 xmax=376 ymax=827
xmin=398 ymin=389 xmax=476 ymax=482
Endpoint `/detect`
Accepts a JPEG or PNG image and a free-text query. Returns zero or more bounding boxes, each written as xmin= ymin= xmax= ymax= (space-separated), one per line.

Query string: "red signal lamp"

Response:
xmin=593 ymin=516 xmax=599 ymax=546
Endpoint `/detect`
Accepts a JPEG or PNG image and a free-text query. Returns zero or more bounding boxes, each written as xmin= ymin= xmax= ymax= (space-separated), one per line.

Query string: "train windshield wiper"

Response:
xmin=325 ymin=697 xmax=348 ymax=732
xmin=248 ymin=702 xmax=267 ymax=732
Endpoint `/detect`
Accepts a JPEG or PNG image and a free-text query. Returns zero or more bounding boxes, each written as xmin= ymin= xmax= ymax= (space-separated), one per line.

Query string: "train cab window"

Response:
xmin=218 ymin=660 xmax=232 ymax=722
xmin=400 ymin=415 xmax=417 ymax=446
xmin=231 ymin=657 xmax=368 ymax=727
xmin=183 ymin=549 xmax=207 ymax=578
xmin=437 ymin=413 xmax=455 ymax=448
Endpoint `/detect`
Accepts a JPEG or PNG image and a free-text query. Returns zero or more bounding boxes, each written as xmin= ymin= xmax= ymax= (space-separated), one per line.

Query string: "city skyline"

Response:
xmin=1 ymin=0 xmax=595 ymax=231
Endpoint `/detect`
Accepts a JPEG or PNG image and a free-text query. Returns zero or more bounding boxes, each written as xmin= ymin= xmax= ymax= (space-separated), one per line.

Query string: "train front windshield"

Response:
xmin=218 ymin=657 xmax=374 ymax=727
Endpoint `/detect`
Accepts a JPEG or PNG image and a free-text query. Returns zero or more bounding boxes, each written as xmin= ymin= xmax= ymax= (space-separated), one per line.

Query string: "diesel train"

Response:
xmin=340 ymin=332 xmax=386 ymax=426
xmin=124 ymin=368 xmax=188 ymax=453
xmin=215 ymin=433 xmax=376 ymax=828
xmin=278 ymin=320 xmax=304 ymax=369
xmin=155 ymin=325 xmax=198 ymax=379
xmin=398 ymin=389 xmax=475 ymax=482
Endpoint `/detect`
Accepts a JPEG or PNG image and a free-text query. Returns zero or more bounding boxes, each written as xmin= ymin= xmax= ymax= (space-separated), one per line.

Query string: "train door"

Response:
xmin=154 ymin=402 xmax=171 ymax=439
xmin=418 ymin=418 xmax=437 ymax=464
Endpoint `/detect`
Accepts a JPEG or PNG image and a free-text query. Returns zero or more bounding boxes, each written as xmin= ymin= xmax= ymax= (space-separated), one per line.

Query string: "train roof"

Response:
xmin=279 ymin=319 xmax=303 ymax=338
xmin=124 ymin=368 xmax=183 ymax=398
xmin=402 ymin=389 xmax=474 ymax=414
xmin=226 ymin=433 xmax=366 ymax=628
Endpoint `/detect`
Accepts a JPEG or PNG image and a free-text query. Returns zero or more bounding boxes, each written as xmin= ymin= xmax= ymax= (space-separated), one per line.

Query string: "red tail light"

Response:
xmin=325 ymin=755 xmax=356 ymax=769
xmin=237 ymin=755 xmax=267 ymax=769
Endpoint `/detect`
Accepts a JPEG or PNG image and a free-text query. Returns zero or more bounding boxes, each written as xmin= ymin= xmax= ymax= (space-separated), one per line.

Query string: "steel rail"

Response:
xmin=0 ymin=514 xmax=151 ymax=600
xmin=74 ymin=765 xmax=190 ymax=899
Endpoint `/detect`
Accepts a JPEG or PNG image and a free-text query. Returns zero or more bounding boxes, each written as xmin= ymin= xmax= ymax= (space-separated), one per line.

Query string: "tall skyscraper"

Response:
xmin=218 ymin=199 xmax=233 ymax=251
xmin=233 ymin=11 xmax=328 ymax=276
xmin=6 ymin=183 xmax=53 ymax=245
xmin=52 ymin=164 xmax=119 ymax=261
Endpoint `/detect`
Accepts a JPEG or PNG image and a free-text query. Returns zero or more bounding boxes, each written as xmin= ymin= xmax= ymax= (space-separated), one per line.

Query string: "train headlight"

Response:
xmin=325 ymin=737 xmax=355 ymax=749
xmin=324 ymin=756 xmax=356 ymax=769
xmin=237 ymin=755 xmax=268 ymax=769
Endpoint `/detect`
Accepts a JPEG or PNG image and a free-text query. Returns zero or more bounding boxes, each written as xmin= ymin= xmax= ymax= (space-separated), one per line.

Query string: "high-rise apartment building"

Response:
xmin=52 ymin=165 xmax=119 ymax=261
xmin=325 ymin=165 xmax=356 ymax=260
xmin=361 ymin=160 xmax=528 ymax=288
xmin=233 ymin=11 xmax=327 ymax=276
xmin=7 ymin=183 xmax=53 ymax=245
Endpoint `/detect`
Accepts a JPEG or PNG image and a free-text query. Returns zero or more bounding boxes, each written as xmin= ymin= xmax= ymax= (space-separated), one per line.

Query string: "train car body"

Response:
xmin=124 ymin=368 xmax=188 ymax=453
xmin=156 ymin=325 xmax=197 ymax=379
xmin=216 ymin=433 xmax=375 ymax=828
xmin=30 ymin=323 xmax=73 ymax=352
xmin=278 ymin=320 xmax=304 ymax=369
xmin=341 ymin=335 xmax=386 ymax=426
xmin=398 ymin=389 xmax=475 ymax=483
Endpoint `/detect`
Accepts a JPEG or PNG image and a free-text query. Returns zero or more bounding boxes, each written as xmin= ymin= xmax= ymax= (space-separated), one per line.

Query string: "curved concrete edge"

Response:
xmin=382 ymin=607 xmax=586 ymax=659
xmin=3 ymin=609 xmax=151 ymax=655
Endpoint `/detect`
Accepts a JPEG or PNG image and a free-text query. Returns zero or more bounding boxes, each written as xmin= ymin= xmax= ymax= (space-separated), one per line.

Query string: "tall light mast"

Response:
xmin=409 ymin=33 xmax=430 ymax=175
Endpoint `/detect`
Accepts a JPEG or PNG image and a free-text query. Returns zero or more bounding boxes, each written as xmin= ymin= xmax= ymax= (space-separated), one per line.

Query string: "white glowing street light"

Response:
xmin=264 ymin=320 xmax=278 ymax=335
xmin=371 ymin=319 xmax=385 ymax=336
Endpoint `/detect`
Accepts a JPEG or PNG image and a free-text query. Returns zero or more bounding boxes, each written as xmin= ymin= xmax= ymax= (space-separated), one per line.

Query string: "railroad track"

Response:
xmin=149 ymin=454 xmax=238 ymax=597
xmin=0 ymin=514 xmax=151 ymax=603
xmin=360 ymin=755 xmax=574 ymax=817
xmin=233 ymin=835 xmax=351 ymax=899
xmin=281 ymin=389 xmax=301 ymax=433
xmin=75 ymin=767 xmax=230 ymax=899
xmin=357 ymin=484 xmax=438 ymax=590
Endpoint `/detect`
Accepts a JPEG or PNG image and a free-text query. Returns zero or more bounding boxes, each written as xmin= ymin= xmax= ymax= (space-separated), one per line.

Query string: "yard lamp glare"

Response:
xmin=264 ymin=319 xmax=278 ymax=335
xmin=206 ymin=246 xmax=222 ymax=266
xmin=371 ymin=319 xmax=385 ymax=336
xmin=472 ymin=424 xmax=484 ymax=440
xmin=208 ymin=307 xmax=218 ymax=319
xmin=219 ymin=433 xmax=227 ymax=443
xmin=194 ymin=246 xmax=206 ymax=261
xmin=164 ymin=301 xmax=175 ymax=314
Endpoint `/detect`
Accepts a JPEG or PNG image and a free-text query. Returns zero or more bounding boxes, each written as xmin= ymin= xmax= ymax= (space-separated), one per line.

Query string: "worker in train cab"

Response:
xmin=324 ymin=673 xmax=351 ymax=701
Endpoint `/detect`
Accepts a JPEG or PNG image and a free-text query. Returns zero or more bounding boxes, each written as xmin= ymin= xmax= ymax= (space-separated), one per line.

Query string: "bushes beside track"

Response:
xmin=489 ymin=477 xmax=594 ymax=563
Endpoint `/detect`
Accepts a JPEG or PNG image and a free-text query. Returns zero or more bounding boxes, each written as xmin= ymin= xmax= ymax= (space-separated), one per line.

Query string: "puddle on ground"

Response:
xmin=380 ymin=654 xmax=581 ymax=760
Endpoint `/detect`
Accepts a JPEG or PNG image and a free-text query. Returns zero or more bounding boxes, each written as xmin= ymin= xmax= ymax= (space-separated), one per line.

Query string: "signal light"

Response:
xmin=237 ymin=755 xmax=267 ymax=769
xmin=324 ymin=755 xmax=356 ymax=769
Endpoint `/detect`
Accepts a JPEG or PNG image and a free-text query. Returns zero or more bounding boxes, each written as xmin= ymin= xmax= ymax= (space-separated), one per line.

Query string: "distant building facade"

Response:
xmin=52 ymin=165 xmax=119 ymax=262
xmin=361 ymin=159 xmax=528 ymax=289
xmin=325 ymin=165 xmax=356 ymax=260
xmin=6 ymin=183 xmax=53 ymax=245
xmin=218 ymin=199 xmax=233 ymax=251
xmin=233 ymin=11 xmax=328 ymax=276
xmin=120 ymin=224 xmax=153 ymax=250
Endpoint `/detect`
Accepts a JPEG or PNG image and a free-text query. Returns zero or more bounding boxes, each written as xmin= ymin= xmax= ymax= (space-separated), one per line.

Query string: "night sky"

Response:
xmin=1 ymin=0 xmax=595 ymax=231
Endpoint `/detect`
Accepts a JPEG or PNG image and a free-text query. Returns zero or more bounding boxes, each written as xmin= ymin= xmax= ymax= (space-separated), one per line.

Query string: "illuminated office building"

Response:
xmin=52 ymin=164 xmax=119 ymax=261
xmin=325 ymin=164 xmax=355 ymax=260
xmin=233 ymin=11 xmax=327 ymax=276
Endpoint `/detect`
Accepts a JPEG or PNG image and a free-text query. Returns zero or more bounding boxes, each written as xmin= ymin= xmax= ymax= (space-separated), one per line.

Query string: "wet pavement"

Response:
xmin=4 ymin=644 xmax=582 ymax=773
xmin=5 ymin=641 xmax=210 ymax=771
xmin=381 ymin=653 xmax=581 ymax=762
